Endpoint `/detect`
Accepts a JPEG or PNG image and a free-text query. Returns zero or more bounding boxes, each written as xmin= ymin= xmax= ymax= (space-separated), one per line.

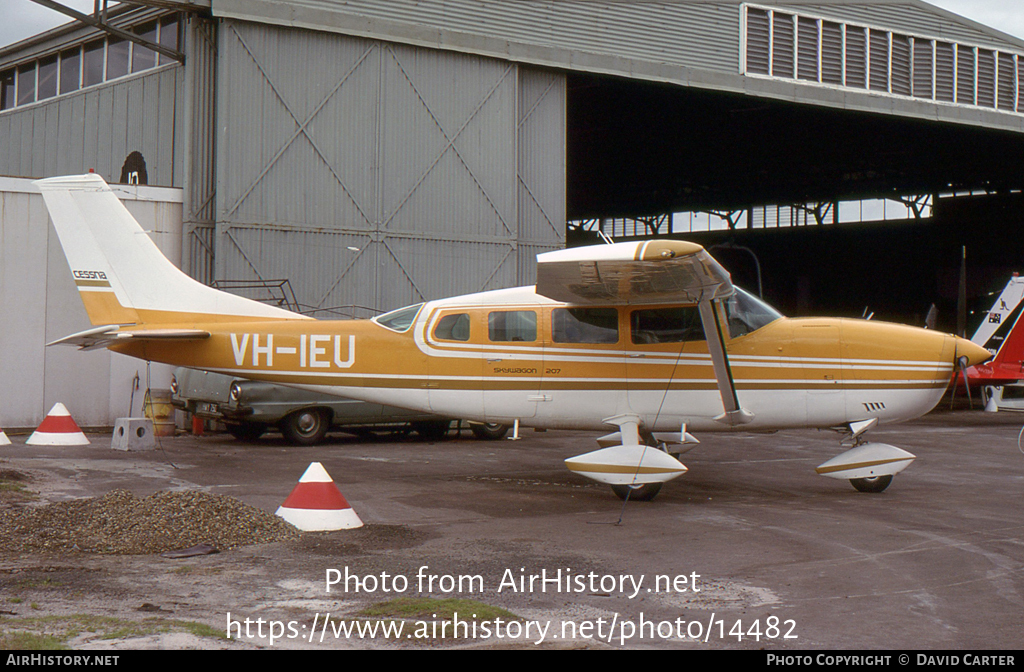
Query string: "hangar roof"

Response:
xmin=212 ymin=0 xmax=1024 ymax=134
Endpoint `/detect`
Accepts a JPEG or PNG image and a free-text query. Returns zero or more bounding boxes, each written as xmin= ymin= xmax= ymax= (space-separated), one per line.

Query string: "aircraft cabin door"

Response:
xmin=425 ymin=309 xmax=484 ymax=419
xmin=541 ymin=306 xmax=626 ymax=422
xmin=626 ymin=305 xmax=709 ymax=425
xmin=481 ymin=307 xmax=541 ymax=421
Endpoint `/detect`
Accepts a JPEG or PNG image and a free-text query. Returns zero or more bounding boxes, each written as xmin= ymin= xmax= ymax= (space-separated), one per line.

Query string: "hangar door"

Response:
xmin=214 ymin=21 xmax=565 ymax=317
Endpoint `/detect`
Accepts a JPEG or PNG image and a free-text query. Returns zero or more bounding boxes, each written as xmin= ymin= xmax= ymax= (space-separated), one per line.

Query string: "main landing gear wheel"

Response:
xmin=280 ymin=408 xmax=330 ymax=446
xmin=849 ymin=475 xmax=893 ymax=493
xmin=611 ymin=483 xmax=663 ymax=502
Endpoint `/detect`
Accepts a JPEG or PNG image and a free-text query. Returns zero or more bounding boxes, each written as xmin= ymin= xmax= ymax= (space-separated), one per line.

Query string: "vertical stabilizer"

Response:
xmin=35 ymin=174 xmax=306 ymax=326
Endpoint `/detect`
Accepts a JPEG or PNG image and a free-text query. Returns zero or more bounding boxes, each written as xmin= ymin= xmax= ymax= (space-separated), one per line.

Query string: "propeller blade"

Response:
xmin=958 ymin=355 xmax=973 ymax=410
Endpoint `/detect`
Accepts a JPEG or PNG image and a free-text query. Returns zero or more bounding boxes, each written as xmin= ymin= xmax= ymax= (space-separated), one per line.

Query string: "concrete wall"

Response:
xmin=0 ymin=176 xmax=183 ymax=429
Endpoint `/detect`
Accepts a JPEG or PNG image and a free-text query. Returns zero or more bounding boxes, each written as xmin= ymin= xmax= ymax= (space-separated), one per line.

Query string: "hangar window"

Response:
xmin=16 ymin=63 xmax=35 ymax=106
xmin=433 ymin=313 xmax=470 ymax=342
xmin=744 ymin=5 xmax=1022 ymax=113
xmin=0 ymin=13 xmax=181 ymax=114
xmin=36 ymin=55 xmax=58 ymax=101
xmin=106 ymin=37 xmax=130 ymax=80
xmin=488 ymin=311 xmax=537 ymax=342
xmin=0 ymin=69 xmax=14 ymax=111
xmin=553 ymin=308 xmax=619 ymax=344
xmin=60 ymin=48 xmax=81 ymax=95
xmin=83 ymin=39 xmax=106 ymax=87
xmin=158 ymin=15 xmax=181 ymax=66
xmin=132 ymin=22 xmax=159 ymax=74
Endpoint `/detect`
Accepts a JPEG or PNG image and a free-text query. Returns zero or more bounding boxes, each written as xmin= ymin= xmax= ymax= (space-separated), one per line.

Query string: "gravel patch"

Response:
xmin=0 ymin=489 xmax=300 ymax=555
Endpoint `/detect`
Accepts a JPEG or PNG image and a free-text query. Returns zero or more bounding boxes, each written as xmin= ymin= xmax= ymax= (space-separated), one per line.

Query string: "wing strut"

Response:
xmin=698 ymin=299 xmax=754 ymax=426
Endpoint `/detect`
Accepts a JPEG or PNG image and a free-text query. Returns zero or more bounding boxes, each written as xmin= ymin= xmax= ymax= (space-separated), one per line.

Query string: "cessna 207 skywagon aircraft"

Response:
xmin=36 ymin=174 xmax=991 ymax=501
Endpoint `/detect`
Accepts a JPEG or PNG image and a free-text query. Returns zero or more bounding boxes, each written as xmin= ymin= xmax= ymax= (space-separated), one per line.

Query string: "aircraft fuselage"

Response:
xmin=110 ymin=286 xmax=963 ymax=433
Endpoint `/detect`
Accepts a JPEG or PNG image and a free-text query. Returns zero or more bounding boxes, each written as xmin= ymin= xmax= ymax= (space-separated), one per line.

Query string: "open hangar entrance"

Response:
xmin=566 ymin=72 xmax=1024 ymax=333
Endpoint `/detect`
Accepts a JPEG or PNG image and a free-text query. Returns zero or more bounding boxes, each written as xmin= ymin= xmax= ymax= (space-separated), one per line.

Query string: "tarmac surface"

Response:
xmin=0 ymin=410 xmax=1022 ymax=650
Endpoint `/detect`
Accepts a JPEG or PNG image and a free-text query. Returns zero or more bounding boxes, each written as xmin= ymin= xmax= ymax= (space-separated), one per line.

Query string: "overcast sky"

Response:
xmin=1 ymin=1 xmax=1023 ymax=50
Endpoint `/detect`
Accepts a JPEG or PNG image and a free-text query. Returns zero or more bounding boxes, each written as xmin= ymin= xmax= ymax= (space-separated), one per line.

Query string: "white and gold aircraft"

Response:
xmin=36 ymin=174 xmax=990 ymax=500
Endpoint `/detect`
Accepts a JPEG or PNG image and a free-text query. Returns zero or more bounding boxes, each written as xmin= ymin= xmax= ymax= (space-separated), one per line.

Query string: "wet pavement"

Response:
xmin=0 ymin=410 xmax=1021 ymax=650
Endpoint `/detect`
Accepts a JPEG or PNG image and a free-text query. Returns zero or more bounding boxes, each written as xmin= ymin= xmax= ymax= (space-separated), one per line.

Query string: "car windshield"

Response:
xmin=373 ymin=303 xmax=423 ymax=332
xmin=724 ymin=287 xmax=783 ymax=338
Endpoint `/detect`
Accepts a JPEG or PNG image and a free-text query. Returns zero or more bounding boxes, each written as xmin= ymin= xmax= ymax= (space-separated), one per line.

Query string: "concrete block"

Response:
xmin=111 ymin=417 xmax=156 ymax=451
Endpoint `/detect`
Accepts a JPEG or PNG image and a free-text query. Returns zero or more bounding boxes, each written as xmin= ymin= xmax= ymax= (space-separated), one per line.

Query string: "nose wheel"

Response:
xmin=849 ymin=474 xmax=893 ymax=493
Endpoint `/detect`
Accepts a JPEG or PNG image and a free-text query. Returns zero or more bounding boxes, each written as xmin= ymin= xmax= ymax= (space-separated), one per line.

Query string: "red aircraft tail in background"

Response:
xmin=965 ymin=274 xmax=1024 ymax=386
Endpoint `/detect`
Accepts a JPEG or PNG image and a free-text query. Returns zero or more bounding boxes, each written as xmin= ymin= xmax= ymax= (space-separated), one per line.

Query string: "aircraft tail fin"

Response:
xmin=971 ymin=274 xmax=1024 ymax=365
xmin=35 ymin=174 xmax=306 ymax=327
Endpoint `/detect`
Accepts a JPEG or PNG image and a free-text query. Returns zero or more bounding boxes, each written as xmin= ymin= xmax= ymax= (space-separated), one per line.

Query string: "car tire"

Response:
xmin=412 ymin=420 xmax=452 ymax=442
xmin=280 ymin=408 xmax=330 ymax=446
xmin=470 ymin=423 xmax=510 ymax=440
xmin=226 ymin=423 xmax=267 ymax=442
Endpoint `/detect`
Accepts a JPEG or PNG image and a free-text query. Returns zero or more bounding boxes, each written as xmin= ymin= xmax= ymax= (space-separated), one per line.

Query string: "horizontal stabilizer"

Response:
xmin=48 ymin=325 xmax=211 ymax=351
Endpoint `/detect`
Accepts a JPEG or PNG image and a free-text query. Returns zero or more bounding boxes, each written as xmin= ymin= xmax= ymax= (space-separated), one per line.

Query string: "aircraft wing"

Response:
xmin=48 ymin=325 xmax=212 ymax=351
xmin=535 ymin=240 xmax=733 ymax=306
xmin=535 ymin=240 xmax=751 ymax=425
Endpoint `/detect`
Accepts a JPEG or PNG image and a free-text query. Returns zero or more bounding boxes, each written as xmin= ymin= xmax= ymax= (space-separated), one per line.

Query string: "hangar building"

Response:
xmin=2 ymin=0 xmax=1024 ymax=427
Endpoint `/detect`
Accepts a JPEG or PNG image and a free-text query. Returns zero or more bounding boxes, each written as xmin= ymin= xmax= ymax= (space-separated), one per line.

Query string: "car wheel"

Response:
xmin=413 ymin=420 xmax=452 ymax=442
xmin=226 ymin=423 xmax=267 ymax=442
xmin=470 ymin=423 xmax=510 ymax=440
xmin=280 ymin=408 xmax=330 ymax=446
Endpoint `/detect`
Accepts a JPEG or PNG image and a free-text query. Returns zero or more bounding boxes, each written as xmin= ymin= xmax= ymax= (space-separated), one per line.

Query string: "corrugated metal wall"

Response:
xmin=214 ymin=20 xmax=565 ymax=315
xmin=0 ymin=66 xmax=180 ymax=184
xmin=0 ymin=177 xmax=182 ymax=428
xmin=219 ymin=0 xmax=743 ymax=75
xmin=181 ymin=16 xmax=219 ymax=284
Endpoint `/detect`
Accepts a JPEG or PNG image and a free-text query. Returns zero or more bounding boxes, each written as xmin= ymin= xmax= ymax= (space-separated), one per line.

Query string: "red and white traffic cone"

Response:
xmin=276 ymin=462 xmax=363 ymax=531
xmin=26 ymin=403 xmax=90 ymax=446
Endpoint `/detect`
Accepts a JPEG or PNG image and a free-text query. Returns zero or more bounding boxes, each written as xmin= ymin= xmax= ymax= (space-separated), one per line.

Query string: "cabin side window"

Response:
xmin=552 ymin=307 xmax=619 ymax=344
xmin=631 ymin=306 xmax=704 ymax=344
xmin=433 ymin=313 xmax=470 ymax=341
xmin=374 ymin=303 xmax=423 ymax=332
xmin=488 ymin=310 xmax=536 ymax=342
xmin=723 ymin=288 xmax=783 ymax=338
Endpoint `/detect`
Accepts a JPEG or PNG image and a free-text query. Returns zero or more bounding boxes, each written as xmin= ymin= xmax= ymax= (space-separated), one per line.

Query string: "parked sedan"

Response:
xmin=170 ymin=367 xmax=508 ymax=445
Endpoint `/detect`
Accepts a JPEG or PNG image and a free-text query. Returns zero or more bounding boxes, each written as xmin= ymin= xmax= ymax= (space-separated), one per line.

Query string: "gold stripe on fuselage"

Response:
xmin=107 ymin=299 xmax=954 ymax=395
